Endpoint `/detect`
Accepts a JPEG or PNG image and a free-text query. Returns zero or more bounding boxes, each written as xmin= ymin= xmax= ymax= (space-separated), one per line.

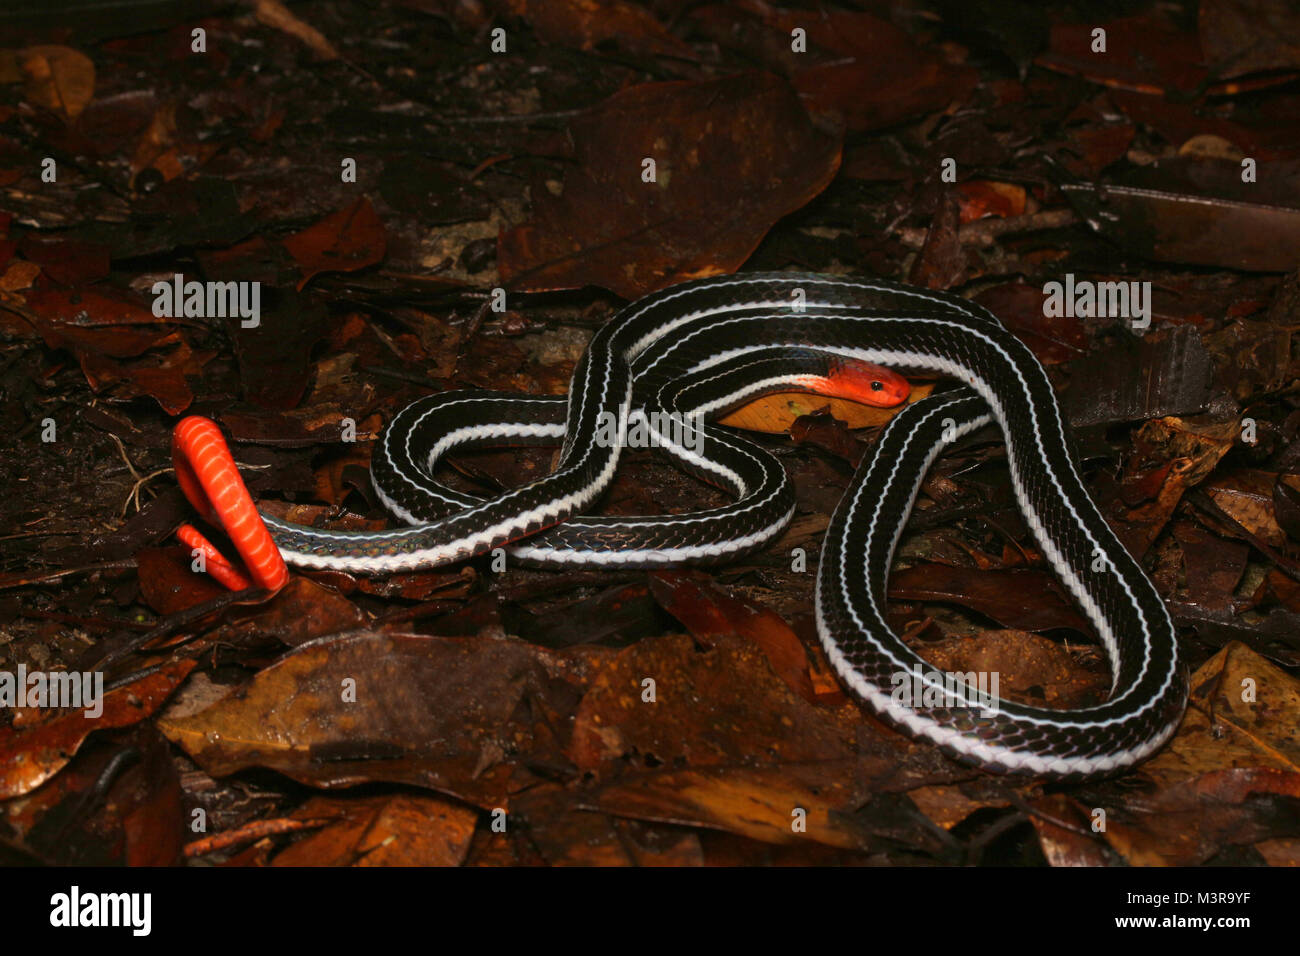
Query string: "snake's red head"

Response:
xmin=801 ymin=358 xmax=910 ymax=408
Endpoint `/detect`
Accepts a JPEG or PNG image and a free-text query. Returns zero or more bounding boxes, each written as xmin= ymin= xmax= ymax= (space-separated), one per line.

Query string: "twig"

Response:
xmin=122 ymin=467 xmax=173 ymax=519
xmin=184 ymin=817 xmax=331 ymax=858
xmin=0 ymin=559 xmax=138 ymax=591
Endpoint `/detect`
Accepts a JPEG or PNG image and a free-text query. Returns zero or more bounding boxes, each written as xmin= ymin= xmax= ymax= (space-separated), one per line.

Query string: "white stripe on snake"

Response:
xmin=260 ymin=273 xmax=1188 ymax=778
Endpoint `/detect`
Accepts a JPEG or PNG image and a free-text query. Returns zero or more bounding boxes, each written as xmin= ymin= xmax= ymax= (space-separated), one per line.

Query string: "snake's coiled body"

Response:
xmin=263 ymin=273 xmax=1188 ymax=778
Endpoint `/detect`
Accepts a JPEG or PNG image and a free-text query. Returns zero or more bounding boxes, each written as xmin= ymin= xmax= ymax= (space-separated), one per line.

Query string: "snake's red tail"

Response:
xmin=171 ymin=416 xmax=289 ymax=592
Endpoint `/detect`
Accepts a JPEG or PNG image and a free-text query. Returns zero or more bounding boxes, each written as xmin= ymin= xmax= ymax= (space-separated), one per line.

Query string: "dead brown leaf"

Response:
xmin=282 ymin=198 xmax=387 ymax=290
xmin=0 ymin=659 xmax=196 ymax=799
xmin=498 ymin=72 xmax=841 ymax=298
xmin=1141 ymin=641 xmax=1300 ymax=788
xmin=270 ymin=793 xmax=478 ymax=866
xmin=157 ymin=630 xmax=601 ymax=807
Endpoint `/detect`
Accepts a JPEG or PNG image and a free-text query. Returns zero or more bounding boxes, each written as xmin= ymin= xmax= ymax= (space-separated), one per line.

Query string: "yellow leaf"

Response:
xmin=19 ymin=45 xmax=95 ymax=119
xmin=1141 ymin=641 xmax=1300 ymax=789
xmin=718 ymin=382 xmax=933 ymax=434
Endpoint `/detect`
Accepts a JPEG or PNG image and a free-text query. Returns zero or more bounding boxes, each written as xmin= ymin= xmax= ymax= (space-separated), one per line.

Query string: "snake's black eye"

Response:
xmin=871 ymin=380 xmax=884 ymax=391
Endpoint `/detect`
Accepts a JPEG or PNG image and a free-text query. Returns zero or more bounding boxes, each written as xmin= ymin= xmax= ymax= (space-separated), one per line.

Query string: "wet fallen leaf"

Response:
xmin=225 ymin=293 xmax=327 ymax=411
xmin=1057 ymin=123 xmax=1136 ymax=178
xmin=16 ymin=236 xmax=110 ymax=285
xmin=0 ymin=659 xmax=196 ymax=799
xmin=78 ymin=338 xmax=214 ymax=414
xmin=910 ymin=783 xmax=1006 ymax=832
xmin=694 ymin=7 xmax=977 ymax=133
xmin=1172 ymin=522 xmax=1249 ymax=612
xmin=0 ymin=258 xmax=40 ymax=291
xmin=1025 ymin=793 xmax=1111 ymax=866
xmin=581 ymin=760 xmax=956 ymax=854
xmin=1038 ymin=13 xmax=1245 ymax=96
xmin=974 ymin=282 xmax=1088 ymax=366
xmin=919 ymin=629 xmax=1109 ymax=711
xmin=909 ymin=190 xmax=965 ymax=291
xmin=282 ymin=198 xmax=387 ymax=290
xmin=269 ymin=793 xmax=478 ymax=866
xmin=23 ymin=286 xmax=173 ymax=331
xmin=352 ymin=565 xmax=477 ymax=602
xmin=0 ymin=725 xmax=184 ymax=866
xmin=137 ymin=545 xmax=230 ymax=615
xmin=647 ymin=571 xmax=819 ymax=702
xmin=1254 ymin=837 xmax=1300 ymax=865
xmin=191 ymin=577 xmax=367 ymax=650
xmin=1275 ymin=480 xmax=1300 ymax=542
xmin=583 ymin=764 xmax=867 ymax=849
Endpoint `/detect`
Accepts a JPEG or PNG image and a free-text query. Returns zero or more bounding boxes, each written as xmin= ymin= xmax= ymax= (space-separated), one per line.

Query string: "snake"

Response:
xmin=235 ymin=272 xmax=1187 ymax=778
